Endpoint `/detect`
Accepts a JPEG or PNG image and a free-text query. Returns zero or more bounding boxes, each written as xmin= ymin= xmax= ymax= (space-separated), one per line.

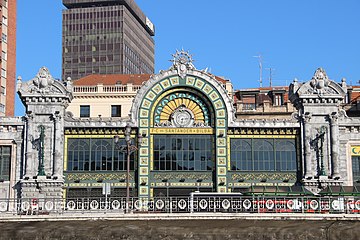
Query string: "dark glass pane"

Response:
xmin=153 ymin=135 xmax=213 ymax=171
xmin=80 ymin=105 xmax=90 ymax=117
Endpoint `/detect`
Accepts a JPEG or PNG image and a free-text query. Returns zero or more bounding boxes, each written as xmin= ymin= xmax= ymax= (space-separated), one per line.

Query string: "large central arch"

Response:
xmin=130 ymin=52 xmax=235 ymax=198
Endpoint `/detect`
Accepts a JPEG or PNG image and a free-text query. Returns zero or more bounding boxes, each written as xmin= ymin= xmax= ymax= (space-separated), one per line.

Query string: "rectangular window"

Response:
xmin=153 ymin=135 xmax=213 ymax=171
xmin=1 ymin=68 xmax=6 ymax=78
xmin=2 ymin=16 xmax=7 ymax=26
xmin=352 ymin=156 xmax=360 ymax=184
xmin=1 ymin=33 xmax=7 ymax=43
xmin=2 ymin=51 xmax=6 ymax=60
xmin=274 ymin=94 xmax=283 ymax=106
xmin=0 ymin=146 xmax=11 ymax=181
xmin=80 ymin=105 xmax=90 ymax=117
xmin=1 ymin=86 xmax=5 ymax=95
xmin=242 ymin=95 xmax=256 ymax=110
xmin=230 ymin=138 xmax=296 ymax=172
xmin=0 ymin=103 xmax=4 ymax=113
xmin=111 ymin=105 xmax=121 ymax=117
xmin=66 ymin=138 xmax=134 ymax=172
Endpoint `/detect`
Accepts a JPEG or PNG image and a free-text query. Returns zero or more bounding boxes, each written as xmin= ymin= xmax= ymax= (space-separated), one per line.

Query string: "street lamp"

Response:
xmin=114 ymin=122 xmax=144 ymax=213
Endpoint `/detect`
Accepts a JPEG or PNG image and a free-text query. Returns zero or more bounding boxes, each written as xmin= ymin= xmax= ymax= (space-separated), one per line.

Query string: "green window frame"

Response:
xmin=153 ymin=135 xmax=213 ymax=171
xmin=230 ymin=138 xmax=296 ymax=172
xmin=66 ymin=138 xmax=134 ymax=172
xmin=0 ymin=146 xmax=11 ymax=181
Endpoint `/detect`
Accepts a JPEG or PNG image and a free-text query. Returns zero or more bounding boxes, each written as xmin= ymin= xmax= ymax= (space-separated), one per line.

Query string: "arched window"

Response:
xmin=253 ymin=139 xmax=274 ymax=171
xmin=91 ymin=139 xmax=112 ymax=171
xmin=67 ymin=139 xmax=90 ymax=171
xmin=275 ymin=139 xmax=296 ymax=171
xmin=66 ymin=138 xmax=135 ymax=172
xmin=230 ymin=139 xmax=251 ymax=170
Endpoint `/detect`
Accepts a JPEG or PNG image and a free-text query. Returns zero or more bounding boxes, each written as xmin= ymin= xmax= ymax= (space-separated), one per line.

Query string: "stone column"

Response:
xmin=25 ymin=112 xmax=35 ymax=177
xmin=14 ymin=140 xmax=23 ymax=181
xmin=53 ymin=112 xmax=63 ymax=178
xmin=303 ymin=113 xmax=314 ymax=178
xmin=330 ymin=112 xmax=340 ymax=178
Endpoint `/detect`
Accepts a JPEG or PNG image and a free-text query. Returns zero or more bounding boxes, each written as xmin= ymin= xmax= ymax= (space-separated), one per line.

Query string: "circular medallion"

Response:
xmin=171 ymin=106 xmax=194 ymax=127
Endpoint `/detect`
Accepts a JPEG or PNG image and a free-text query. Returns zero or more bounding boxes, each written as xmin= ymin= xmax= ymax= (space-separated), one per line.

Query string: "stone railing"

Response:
xmin=73 ymin=84 xmax=142 ymax=94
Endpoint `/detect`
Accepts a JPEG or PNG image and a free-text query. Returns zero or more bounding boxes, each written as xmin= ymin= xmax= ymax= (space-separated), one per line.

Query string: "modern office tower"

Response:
xmin=0 ymin=0 xmax=16 ymax=116
xmin=62 ymin=0 xmax=155 ymax=81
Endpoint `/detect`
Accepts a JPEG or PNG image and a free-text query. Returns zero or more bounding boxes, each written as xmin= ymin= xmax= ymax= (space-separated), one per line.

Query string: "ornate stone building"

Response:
xmin=1 ymin=51 xmax=360 ymax=203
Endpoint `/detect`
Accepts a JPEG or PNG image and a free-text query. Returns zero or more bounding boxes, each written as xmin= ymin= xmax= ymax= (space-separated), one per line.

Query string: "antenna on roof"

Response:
xmin=266 ymin=67 xmax=275 ymax=87
xmin=253 ymin=54 xmax=263 ymax=87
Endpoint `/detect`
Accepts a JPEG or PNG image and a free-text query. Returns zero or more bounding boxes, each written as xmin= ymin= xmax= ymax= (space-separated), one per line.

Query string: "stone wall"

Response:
xmin=0 ymin=219 xmax=359 ymax=240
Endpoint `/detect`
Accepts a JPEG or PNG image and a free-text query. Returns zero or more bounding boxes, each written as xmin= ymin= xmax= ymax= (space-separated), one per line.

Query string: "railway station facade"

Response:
xmin=1 ymin=51 xmax=360 ymax=204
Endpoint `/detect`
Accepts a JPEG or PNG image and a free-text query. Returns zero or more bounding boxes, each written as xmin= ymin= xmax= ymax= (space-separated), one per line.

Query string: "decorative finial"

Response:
xmin=341 ymin=78 xmax=347 ymax=88
xmin=310 ymin=67 xmax=330 ymax=95
xmin=32 ymin=67 xmax=55 ymax=91
xmin=170 ymin=49 xmax=195 ymax=78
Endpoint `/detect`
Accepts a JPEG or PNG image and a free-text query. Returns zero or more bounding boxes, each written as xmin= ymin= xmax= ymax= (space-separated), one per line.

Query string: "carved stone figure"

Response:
xmin=31 ymin=67 xmax=55 ymax=92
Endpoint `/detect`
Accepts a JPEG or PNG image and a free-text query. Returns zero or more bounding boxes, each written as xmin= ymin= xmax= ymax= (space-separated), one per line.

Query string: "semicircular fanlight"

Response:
xmin=154 ymin=92 xmax=211 ymax=127
xmin=159 ymin=98 xmax=205 ymax=123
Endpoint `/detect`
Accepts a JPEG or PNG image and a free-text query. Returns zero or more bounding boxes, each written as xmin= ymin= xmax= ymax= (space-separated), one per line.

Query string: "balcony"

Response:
xmin=73 ymin=83 xmax=142 ymax=94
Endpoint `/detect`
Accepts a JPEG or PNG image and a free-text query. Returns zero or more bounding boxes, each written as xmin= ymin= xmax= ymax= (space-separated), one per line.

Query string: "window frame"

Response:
xmin=80 ymin=105 xmax=90 ymax=118
xmin=0 ymin=146 xmax=11 ymax=181
xmin=230 ymin=138 xmax=297 ymax=172
xmin=111 ymin=105 xmax=121 ymax=117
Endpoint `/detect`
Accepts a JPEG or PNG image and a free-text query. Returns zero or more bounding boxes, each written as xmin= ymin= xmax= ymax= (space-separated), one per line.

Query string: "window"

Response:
xmin=1 ymin=86 xmax=5 ymax=95
xmin=274 ymin=94 xmax=283 ymax=106
xmin=0 ymin=103 xmax=4 ymax=113
xmin=1 ymin=68 xmax=5 ymax=78
xmin=2 ymin=16 xmax=7 ymax=26
xmin=80 ymin=105 xmax=90 ymax=117
xmin=66 ymin=138 xmax=134 ymax=171
xmin=2 ymin=51 xmax=6 ymax=60
xmin=0 ymin=146 xmax=11 ymax=181
xmin=111 ymin=105 xmax=121 ymax=117
xmin=2 ymin=33 xmax=7 ymax=43
xmin=153 ymin=135 xmax=213 ymax=171
xmin=242 ymin=95 xmax=256 ymax=110
xmin=352 ymin=156 xmax=360 ymax=183
xmin=230 ymin=138 xmax=296 ymax=171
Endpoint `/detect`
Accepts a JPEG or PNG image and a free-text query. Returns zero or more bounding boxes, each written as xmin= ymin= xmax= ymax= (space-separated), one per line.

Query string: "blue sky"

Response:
xmin=16 ymin=0 xmax=360 ymax=116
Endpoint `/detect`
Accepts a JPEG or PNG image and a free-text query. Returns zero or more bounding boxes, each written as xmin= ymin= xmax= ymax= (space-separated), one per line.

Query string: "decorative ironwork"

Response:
xmin=65 ymin=172 xmax=133 ymax=181
xmin=231 ymin=172 xmax=297 ymax=181
xmin=30 ymin=125 xmax=46 ymax=176
xmin=4 ymin=196 xmax=360 ymax=215
xmin=153 ymin=173 xmax=212 ymax=181
xmin=310 ymin=126 xmax=327 ymax=176
xmin=227 ymin=128 xmax=298 ymax=135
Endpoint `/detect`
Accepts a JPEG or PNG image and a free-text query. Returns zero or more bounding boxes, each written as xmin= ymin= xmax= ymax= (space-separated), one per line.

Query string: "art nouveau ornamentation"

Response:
xmin=170 ymin=49 xmax=195 ymax=79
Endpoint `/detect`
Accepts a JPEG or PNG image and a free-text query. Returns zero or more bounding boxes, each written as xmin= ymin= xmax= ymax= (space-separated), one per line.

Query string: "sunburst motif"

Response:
xmin=159 ymin=98 xmax=205 ymax=123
